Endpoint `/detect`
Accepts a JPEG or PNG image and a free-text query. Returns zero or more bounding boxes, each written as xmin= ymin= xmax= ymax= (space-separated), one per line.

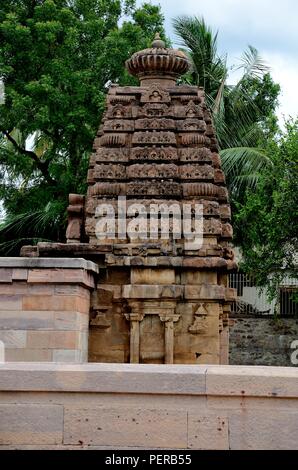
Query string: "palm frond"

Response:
xmin=172 ymin=16 xmax=226 ymax=96
xmin=220 ymin=147 xmax=273 ymax=195
xmin=221 ymin=147 xmax=272 ymax=175
xmin=0 ymin=237 xmax=48 ymax=255
xmin=0 ymin=200 xmax=66 ymax=255
xmin=237 ymin=45 xmax=270 ymax=79
xmin=213 ymin=75 xmax=226 ymax=115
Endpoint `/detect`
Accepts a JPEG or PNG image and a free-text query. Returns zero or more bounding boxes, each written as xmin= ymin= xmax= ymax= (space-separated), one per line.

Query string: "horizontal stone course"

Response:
xmin=1 ymin=363 xmax=298 ymax=397
xmin=26 ymin=330 xmax=79 ymax=349
xmin=27 ymin=268 xmax=95 ymax=288
xmin=0 ymin=257 xmax=98 ymax=272
xmin=0 ymin=311 xmax=88 ymax=331
xmin=22 ymin=295 xmax=89 ymax=312
xmin=0 ymin=363 xmax=298 ymax=449
xmin=4 ymin=349 xmax=53 ymax=362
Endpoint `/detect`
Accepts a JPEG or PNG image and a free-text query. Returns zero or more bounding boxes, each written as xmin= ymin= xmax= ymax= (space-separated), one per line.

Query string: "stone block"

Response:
xmin=184 ymin=285 xmax=225 ymax=300
xmin=28 ymin=285 xmax=55 ymax=295
xmin=225 ymin=287 xmax=237 ymax=301
xmin=0 ymin=257 xmax=98 ymax=272
xmin=0 ymin=330 xmax=27 ymax=348
xmin=182 ymin=257 xmax=228 ymax=269
xmin=97 ymin=285 xmax=122 ymax=300
xmin=64 ymin=406 xmax=187 ymax=448
xmin=0 ymin=363 xmax=207 ymax=395
xmin=75 ymin=296 xmax=91 ymax=313
xmin=26 ymin=330 xmax=79 ymax=349
xmin=0 ymin=268 xmax=12 ymax=283
xmin=206 ymin=365 xmax=298 ymax=397
xmin=27 ymin=268 xmax=95 ymax=289
xmin=123 ymin=284 xmax=183 ymax=299
xmin=180 ymin=271 xmax=217 ymax=285
xmin=52 ymin=349 xmax=84 ymax=363
xmin=0 ymin=310 xmax=54 ymax=330
xmin=229 ymin=410 xmax=298 ymax=450
xmin=131 ymin=268 xmax=175 ymax=285
xmin=22 ymin=295 xmax=77 ymax=311
xmin=0 ymin=284 xmax=28 ymax=295
xmin=0 ymin=404 xmax=63 ymax=445
xmin=214 ymin=169 xmax=225 ymax=183
xmin=76 ymin=331 xmax=89 ymax=352
xmin=0 ymin=295 xmax=22 ymax=310
xmin=54 ymin=285 xmax=90 ymax=298
xmin=5 ymin=349 xmax=52 ymax=362
xmin=54 ymin=312 xmax=89 ymax=331
xmin=12 ymin=269 xmax=28 ymax=281
xmin=188 ymin=414 xmax=229 ymax=449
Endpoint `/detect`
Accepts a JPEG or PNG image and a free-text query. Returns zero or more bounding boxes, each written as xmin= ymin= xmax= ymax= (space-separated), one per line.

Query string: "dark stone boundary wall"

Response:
xmin=230 ymin=315 xmax=298 ymax=366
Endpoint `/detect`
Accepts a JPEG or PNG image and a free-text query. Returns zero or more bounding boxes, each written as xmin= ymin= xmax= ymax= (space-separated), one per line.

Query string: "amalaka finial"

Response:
xmin=151 ymin=32 xmax=165 ymax=49
xmin=125 ymin=32 xmax=190 ymax=86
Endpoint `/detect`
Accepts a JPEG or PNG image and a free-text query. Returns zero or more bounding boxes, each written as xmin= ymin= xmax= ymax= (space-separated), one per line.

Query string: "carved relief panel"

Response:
xmin=130 ymin=146 xmax=178 ymax=161
xmin=140 ymin=85 xmax=171 ymax=103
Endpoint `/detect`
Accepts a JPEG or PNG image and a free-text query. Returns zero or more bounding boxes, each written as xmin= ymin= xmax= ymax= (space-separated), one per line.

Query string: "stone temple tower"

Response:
xmin=26 ymin=34 xmax=237 ymax=364
xmin=84 ymin=33 xmax=237 ymax=364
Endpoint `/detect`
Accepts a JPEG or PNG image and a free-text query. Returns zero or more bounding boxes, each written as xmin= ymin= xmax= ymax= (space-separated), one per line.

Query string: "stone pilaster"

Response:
xmin=159 ymin=314 xmax=180 ymax=364
xmin=124 ymin=311 xmax=144 ymax=363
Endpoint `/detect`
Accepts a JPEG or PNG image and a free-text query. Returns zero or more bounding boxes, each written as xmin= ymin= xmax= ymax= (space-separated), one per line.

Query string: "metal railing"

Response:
xmin=228 ymin=272 xmax=298 ymax=317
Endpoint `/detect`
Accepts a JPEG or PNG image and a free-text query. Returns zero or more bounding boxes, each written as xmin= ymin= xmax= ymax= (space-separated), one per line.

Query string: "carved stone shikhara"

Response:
xmin=29 ymin=33 xmax=237 ymax=364
xmin=84 ymin=34 xmax=236 ymax=364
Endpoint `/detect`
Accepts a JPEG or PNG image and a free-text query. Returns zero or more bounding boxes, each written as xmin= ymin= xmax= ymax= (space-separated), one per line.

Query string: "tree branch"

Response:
xmin=3 ymin=131 xmax=57 ymax=185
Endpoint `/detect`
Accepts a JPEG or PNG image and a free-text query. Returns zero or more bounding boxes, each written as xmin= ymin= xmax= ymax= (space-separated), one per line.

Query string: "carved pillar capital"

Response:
xmin=159 ymin=314 xmax=181 ymax=324
xmin=124 ymin=312 xmax=144 ymax=322
xmin=124 ymin=310 xmax=144 ymax=364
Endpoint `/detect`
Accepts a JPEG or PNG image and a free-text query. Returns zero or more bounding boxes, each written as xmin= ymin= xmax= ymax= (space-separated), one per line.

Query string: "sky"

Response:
xmin=136 ymin=0 xmax=298 ymax=124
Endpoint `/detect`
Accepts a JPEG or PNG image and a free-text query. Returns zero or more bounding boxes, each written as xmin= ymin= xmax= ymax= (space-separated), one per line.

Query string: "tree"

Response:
xmin=173 ymin=15 xmax=280 ymax=195
xmin=234 ymin=119 xmax=298 ymax=301
xmin=0 ymin=0 xmax=166 ymax=253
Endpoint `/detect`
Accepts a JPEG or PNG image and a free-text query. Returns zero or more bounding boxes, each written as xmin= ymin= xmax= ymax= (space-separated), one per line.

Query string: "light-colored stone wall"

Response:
xmin=0 ymin=363 xmax=298 ymax=450
xmin=0 ymin=258 xmax=98 ymax=362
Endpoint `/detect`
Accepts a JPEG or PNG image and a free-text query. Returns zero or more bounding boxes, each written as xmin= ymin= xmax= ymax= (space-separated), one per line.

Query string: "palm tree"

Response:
xmin=173 ymin=16 xmax=277 ymax=196
xmin=0 ymin=130 xmax=68 ymax=254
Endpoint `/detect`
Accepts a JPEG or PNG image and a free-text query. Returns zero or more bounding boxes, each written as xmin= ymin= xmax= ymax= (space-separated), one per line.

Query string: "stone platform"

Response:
xmin=0 ymin=258 xmax=98 ymax=362
xmin=0 ymin=362 xmax=298 ymax=450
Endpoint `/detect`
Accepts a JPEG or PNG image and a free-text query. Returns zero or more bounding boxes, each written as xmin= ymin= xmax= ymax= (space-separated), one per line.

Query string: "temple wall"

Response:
xmin=1 ymin=258 xmax=297 ymax=367
xmin=88 ymin=266 xmax=228 ymax=364
xmin=0 ymin=363 xmax=298 ymax=450
xmin=0 ymin=258 xmax=98 ymax=362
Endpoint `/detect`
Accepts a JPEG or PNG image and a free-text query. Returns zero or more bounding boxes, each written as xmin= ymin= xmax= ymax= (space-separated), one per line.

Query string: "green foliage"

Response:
xmin=0 ymin=0 xmax=166 ymax=253
xmin=234 ymin=119 xmax=298 ymax=299
xmin=173 ymin=15 xmax=281 ymax=195
xmin=172 ymin=16 xmax=226 ymax=99
xmin=220 ymin=146 xmax=273 ymax=197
